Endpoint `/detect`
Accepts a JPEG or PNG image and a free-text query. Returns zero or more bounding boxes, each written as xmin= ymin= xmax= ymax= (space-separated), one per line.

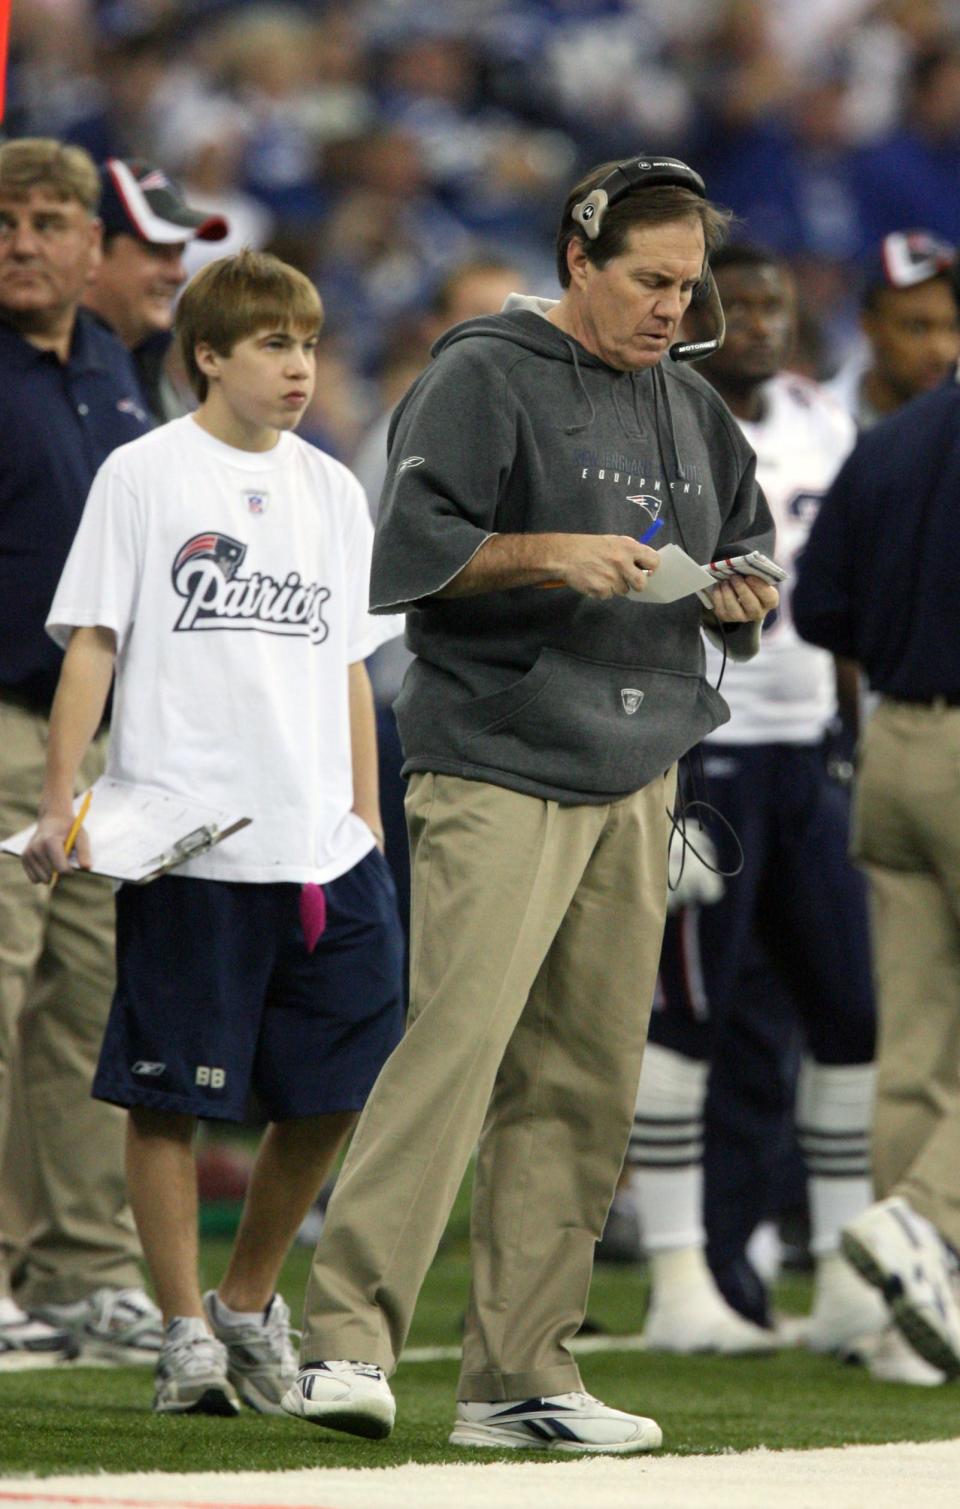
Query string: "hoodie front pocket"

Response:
xmin=460 ymin=647 xmax=727 ymax=797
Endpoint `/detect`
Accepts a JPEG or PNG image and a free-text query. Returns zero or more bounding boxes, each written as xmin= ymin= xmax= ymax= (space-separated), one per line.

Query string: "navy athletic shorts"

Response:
xmin=92 ymin=848 xmax=405 ymax=1122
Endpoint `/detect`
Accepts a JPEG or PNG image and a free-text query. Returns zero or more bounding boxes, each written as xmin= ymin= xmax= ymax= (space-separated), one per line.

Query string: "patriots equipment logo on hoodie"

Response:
xmin=626 ymin=494 xmax=663 ymax=526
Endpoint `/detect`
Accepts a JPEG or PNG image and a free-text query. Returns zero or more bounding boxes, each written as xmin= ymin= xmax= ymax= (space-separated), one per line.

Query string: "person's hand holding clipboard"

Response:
xmin=22 ymin=788 xmax=94 ymax=889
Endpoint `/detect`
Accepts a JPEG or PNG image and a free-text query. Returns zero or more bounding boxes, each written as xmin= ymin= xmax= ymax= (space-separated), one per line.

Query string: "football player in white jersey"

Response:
xmin=827 ymin=230 xmax=959 ymax=432
xmin=629 ymin=247 xmax=900 ymax=1372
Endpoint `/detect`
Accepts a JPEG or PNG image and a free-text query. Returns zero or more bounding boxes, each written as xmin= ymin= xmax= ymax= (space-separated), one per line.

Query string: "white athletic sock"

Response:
xmin=166 ymin=1315 xmax=210 ymax=1340
xmin=796 ymin=1058 xmax=875 ymax=1257
xmin=628 ymin=1044 xmax=708 ymax=1252
xmin=209 ymin=1292 xmax=267 ymax=1327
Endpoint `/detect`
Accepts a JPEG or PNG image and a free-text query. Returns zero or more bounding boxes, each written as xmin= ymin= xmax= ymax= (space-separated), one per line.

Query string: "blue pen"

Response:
xmin=639 ymin=519 xmax=664 ymax=545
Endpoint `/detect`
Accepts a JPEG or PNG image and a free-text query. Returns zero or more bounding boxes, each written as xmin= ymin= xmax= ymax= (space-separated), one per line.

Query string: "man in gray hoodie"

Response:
xmin=284 ymin=156 xmax=779 ymax=1453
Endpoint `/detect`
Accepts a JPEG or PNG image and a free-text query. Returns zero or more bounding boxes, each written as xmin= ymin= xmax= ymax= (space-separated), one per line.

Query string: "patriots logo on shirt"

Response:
xmin=626 ymin=494 xmax=662 ymax=525
xmin=172 ymin=533 xmax=246 ymax=585
xmin=170 ymin=531 xmax=330 ymax=643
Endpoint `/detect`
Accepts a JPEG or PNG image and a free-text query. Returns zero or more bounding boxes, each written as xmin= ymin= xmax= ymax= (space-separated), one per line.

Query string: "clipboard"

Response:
xmin=135 ymin=817 xmax=253 ymax=882
xmin=0 ymin=777 xmax=252 ymax=885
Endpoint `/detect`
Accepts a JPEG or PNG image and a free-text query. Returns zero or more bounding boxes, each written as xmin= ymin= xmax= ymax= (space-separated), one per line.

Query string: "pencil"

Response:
xmin=49 ymin=789 xmax=93 ymax=891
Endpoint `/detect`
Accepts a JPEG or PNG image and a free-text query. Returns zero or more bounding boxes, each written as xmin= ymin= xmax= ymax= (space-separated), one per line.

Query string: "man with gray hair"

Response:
xmin=284 ymin=155 xmax=778 ymax=1452
xmin=0 ymin=138 xmax=159 ymax=1365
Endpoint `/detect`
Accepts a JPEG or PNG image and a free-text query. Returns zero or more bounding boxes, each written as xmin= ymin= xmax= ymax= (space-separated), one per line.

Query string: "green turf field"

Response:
xmin=1 ymin=1180 xmax=958 ymax=1476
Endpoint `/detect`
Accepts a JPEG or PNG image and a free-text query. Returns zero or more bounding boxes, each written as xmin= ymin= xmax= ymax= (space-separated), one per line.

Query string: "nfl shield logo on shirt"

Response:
xmin=621 ymin=687 xmax=645 ymax=715
xmin=245 ymin=491 xmax=269 ymax=515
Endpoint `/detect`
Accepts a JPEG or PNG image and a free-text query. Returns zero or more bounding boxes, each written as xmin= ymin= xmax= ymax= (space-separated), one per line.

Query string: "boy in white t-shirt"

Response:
xmin=21 ymin=251 xmax=405 ymax=1416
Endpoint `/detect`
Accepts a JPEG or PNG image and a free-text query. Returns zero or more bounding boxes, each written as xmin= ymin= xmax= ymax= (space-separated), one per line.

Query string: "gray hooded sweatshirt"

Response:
xmin=369 ymin=299 xmax=775 ymax=804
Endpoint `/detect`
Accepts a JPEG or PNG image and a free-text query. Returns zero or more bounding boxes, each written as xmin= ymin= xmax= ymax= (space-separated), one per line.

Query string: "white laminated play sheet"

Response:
xmin=0 ymin=777 xmax=251 ymax=884
xmin=626 ymin=542 xmax=716 ymax=604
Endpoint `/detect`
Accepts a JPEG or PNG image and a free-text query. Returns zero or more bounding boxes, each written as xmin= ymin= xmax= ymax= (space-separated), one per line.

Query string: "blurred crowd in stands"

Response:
xmin=6 ymin=0 xmax=960 ymax=464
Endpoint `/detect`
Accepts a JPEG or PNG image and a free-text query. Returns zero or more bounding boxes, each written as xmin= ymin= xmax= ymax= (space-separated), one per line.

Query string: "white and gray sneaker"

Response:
xmin=32 ymin=1287 xmax=163 ymax=1365
xmin=0 ymin=1297 xmax=79 ymax=1368
xmin=842 ymin=1196 xmax=960 ymax=1379
xmin=450 ymin=1392 xmax=663 ymax=1454
xmin=203 ymin=1290 xmax=298 ymax=1414
xmin=281 ymin=1360 xmax=396 ymax=1438
xmin=154 ymin=1317 xmax=241 ymax=1415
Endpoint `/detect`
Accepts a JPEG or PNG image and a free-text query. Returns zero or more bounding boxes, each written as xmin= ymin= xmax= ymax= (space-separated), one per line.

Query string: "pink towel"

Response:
xmin=299 ymin=883 xmax=327 ymax=954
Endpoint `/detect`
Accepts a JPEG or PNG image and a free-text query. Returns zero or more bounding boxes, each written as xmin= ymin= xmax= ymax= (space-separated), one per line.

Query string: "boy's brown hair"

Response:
xmin=0 ymin=138 xmax=100 ymax=213
xmin=177 ymin=250 xmax=323 ymax=400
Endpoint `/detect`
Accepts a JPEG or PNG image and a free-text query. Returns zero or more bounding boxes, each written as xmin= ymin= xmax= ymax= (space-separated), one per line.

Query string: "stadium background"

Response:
xmin=3 ymin=0 xmax=960 ymax=1492
xmin=5 ymin=0 xmax=960 ymax=461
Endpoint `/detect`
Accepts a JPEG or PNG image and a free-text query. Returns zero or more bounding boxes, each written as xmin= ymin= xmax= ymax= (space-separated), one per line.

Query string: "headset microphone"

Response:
xmin=669 ymin=267 xmax=725 ymax=363
xmin=570 ymin=155 xmax=725 ymax=363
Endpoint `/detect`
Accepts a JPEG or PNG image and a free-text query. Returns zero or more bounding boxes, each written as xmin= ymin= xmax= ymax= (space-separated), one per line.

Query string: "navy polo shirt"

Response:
xmin=794 ymin=380 xmax=960 ymax=701
xmin=0 ymin=309 xmax=149 ymax=711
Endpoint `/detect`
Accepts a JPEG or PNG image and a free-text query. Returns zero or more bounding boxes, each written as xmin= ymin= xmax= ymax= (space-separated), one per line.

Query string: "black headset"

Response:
xmin=570 ymin=155 xmax=725 ymax=364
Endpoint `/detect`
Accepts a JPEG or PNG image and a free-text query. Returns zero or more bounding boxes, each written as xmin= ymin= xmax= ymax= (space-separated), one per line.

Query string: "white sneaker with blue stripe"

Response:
xmin=0 ymin=1298 xmax=79 ymax=1368
xmin=841 ymin=1196 xmax=960 ymax=1379
xmin=281 ymin=1360 xmax=396 ymax=1438
xmin=31 ymin=1287 xmax=163 ymax=1365
xmin=449 ymin=1391 xmax=662 ymax=1453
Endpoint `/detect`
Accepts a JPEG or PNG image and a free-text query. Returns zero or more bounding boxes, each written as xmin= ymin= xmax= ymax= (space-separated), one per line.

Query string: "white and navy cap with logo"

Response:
xmin=866 ymin=229 xmax=955 ymax=295
xmin=99 ymin=158 xmax=229 ymax=245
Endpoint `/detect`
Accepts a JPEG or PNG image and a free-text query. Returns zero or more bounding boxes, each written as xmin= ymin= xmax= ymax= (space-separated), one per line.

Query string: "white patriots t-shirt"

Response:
xmin=706 ymin=373 xmax=856 ymax=744
xmin=47 ymin=415 xmax=397 ymax=882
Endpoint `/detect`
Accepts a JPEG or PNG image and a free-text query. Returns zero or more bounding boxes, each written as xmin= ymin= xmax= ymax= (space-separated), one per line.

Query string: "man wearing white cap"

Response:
xmin=84 ymin=158 xmax=227 ymax=424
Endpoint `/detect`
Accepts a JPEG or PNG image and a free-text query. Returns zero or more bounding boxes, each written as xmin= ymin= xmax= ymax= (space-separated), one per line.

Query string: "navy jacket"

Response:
xmin=0 ymin=310 xmax=148 ymax=710
xmin=793 ymin=381 xmax=960 ymax=702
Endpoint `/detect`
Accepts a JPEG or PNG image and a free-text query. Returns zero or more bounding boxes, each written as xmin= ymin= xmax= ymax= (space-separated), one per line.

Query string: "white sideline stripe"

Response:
xmin=0 ymin=1333 xmax=648 ymax=1374
xmin=0 ymin=1356 xmax=71 ymax=1373
xmin=3 ymin=1442 xmax=960 ymax=1509
xmin=400 ymin=1332 xmax=647 ymax=1364
xmin=0 ymin=1356 xmax=137 ymax=1373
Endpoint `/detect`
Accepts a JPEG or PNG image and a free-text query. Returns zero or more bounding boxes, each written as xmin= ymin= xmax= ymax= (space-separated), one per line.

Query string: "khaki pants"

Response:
xmin=302 ymin=770 xmax=673 ymax=1399
xmin=0 ymin=699 xmax=140 ymax=1306
xmin=852 ymin=699 xmax=960 ymax=1250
